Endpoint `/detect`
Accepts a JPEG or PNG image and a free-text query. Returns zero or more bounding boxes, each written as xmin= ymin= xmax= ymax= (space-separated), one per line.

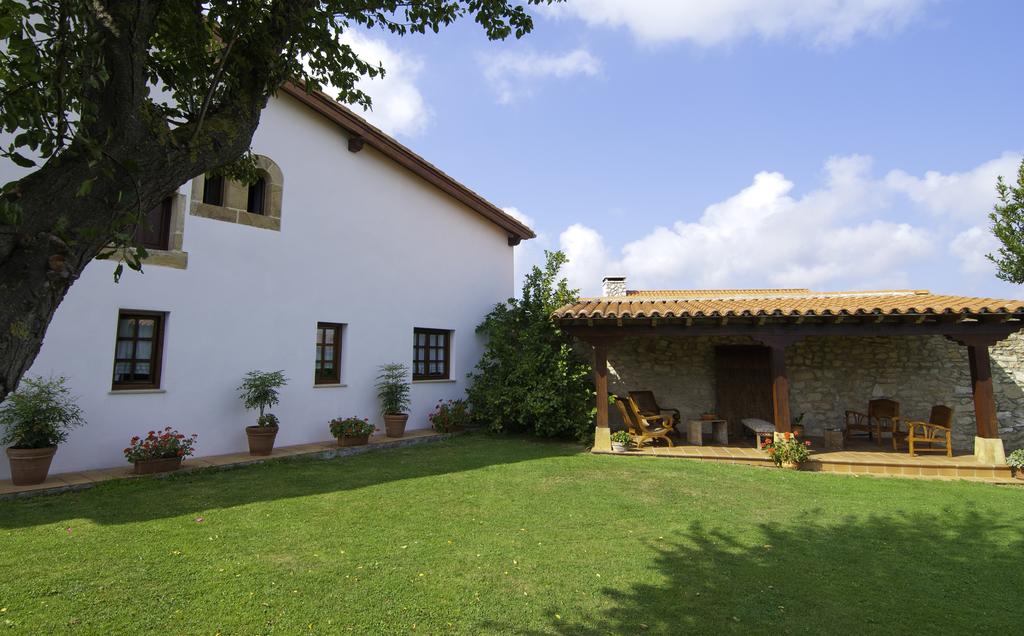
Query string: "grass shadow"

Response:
xmin=0 ymin=434 xmax=583 ymax=529
xmin=534 ymin=507 xmax=1023 ymax=634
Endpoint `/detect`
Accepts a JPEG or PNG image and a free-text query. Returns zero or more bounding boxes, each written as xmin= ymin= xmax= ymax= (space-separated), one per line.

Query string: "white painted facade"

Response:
xmin=0 ymin=92 xmax=519 ymax=478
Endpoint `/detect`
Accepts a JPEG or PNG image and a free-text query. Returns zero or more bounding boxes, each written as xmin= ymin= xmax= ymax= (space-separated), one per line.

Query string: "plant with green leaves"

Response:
xmin=376 ymin=364 xmax=411 ymax=416
xmin=0 ymin=1 xmax=561 ymax=407
xmin=610 ymin=430 xmax=632 ymax=446
xmin=988 ymin=158 xmax=1024 ymax=283
xmin=329 ymin=416 xmax=375 ymax=439
xmin=1008 ymin=448 xmax=1024 ymax=473
xmin=467 ymin=250 xmax=596 ymax=441
xmin=0 ymin=376 xmax=85 ymax=449
xmin=238 ymin=370 xmax=287 ymax=426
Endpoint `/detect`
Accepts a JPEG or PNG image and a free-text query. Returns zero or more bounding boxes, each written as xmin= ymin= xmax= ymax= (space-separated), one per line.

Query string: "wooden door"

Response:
xmin=714 ymin=345 xmax=773 ymax=438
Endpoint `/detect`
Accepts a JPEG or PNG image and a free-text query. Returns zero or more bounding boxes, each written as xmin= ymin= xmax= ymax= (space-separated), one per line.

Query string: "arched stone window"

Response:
xmin=190 ymin=155 xmax=284 ymax=231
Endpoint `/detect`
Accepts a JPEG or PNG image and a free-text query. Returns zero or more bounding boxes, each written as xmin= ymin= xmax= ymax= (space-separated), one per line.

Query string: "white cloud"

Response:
xmin=529 ymin=152 xmax=1022 ymax=296
xmin=884 ymin=153 xmax=1020 ymax=221
xmin=336 ymin=32 xmax=430 ymax=137
xmin=541 ymin=0 xmax=930 ymax=47
xmin=480 ymin=48 xmax=601 ymax=104
xmin=950 ymin=226 xmax=998 ymax=276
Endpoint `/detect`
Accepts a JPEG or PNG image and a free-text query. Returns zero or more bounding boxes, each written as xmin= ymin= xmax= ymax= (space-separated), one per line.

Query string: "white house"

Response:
xmin=0 ymin=84 xmax=533 ymax=479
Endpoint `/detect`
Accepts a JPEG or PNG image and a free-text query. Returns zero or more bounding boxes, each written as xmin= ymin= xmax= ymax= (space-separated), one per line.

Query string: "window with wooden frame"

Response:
xmin=202 ymin=174 xmax=225 ymax=206
xmin=112 ymin=311 xmax=165 ymax=390
xmin=136 ymin=196 xmax=172 ymax=251
xmin=315 ymin=322 xmax=343 ymax=384
xmin=413 ymin=328 xmax=451 ymax=380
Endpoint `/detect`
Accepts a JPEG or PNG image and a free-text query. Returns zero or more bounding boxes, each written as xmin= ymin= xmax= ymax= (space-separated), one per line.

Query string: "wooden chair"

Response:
xmin=628 ymin=390 xmax=681 ymax=426
xmin=614 ymin=397 xmax=675 ymax=447
xmin=896 ymin=406 xmax=954 ymax=457
xmin=844 ymin=398 xmax=900 ymax=446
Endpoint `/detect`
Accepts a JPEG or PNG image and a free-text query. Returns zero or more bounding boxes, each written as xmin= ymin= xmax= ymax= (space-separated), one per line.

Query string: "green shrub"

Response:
xmin=329 ymin=417 xmax=375 ymax=438
xmin=376 ymin=364 xmax=411 ymax=415
xmin=238 ymin=370 xmax=288 ymax=425
xmin=429 ymin=399 xmax=470 ymax=433
xmin=610 ymin=430 xmax=631 ymax=445
xmin=467 ymin=251 xmax=595 ymax=441
xmin=1008 ymin=448 xmax=1024 ymax=470
xmin=0 ymin=376 xmax=85 ymax=449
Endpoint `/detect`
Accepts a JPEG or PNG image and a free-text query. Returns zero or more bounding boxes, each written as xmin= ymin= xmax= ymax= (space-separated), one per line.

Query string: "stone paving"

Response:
xmin=0 ymin=429 xmax=450 ymax=499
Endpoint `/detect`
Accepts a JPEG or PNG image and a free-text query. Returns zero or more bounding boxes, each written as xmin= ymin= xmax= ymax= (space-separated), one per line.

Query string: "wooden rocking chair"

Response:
xmin=628 ymin=390 xmax=681 ymax=426
xmin=896 ymin=405 xmax=954 ymax=457
xmin=614 ymin=397 xmax=675 ymax=448
xmin=844 ymin=398 xmax=900 ymax=447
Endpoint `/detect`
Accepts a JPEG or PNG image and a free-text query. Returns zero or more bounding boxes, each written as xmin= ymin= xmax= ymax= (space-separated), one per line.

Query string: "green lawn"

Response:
xmin=1 ymin=435 xmax=1021 ymax=634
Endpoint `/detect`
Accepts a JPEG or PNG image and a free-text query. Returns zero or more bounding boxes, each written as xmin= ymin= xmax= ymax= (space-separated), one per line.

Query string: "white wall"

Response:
xmin=1 ymin=93 xmax=514 ymax=477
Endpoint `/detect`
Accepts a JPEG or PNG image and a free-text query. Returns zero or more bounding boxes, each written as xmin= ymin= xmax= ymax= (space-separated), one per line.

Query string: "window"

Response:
xmin=112 ymin=311 xmax=165 ymax=390
xmin=413 ymin=328 xmax=450 ymax=380
xmin=315 ymin=322 xmax=343 ymax=384
xmin=136 ymin=197 xmax=172 ymax=251
xmin=247 ymin=176 xmax=266 ymax=215
xmin=202 ymin=174 xmax=224 ymax=206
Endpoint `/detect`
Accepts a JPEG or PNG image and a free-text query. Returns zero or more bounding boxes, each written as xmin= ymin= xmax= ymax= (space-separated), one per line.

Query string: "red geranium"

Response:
xmin=124 ymin=427 xmax=198 ymax=463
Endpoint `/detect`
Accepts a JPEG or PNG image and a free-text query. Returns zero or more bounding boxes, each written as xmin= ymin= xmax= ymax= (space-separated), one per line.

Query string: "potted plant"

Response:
xmin=1008 ymin=449 xmax=1024 ymax=480
xmin=329 ymin=416 xmax=376 ymax=447
xmin=764 ymin=430 xmax=812 ymax=470
xmin=0 ymin=376 xmax=85 ymax=485
xmin=428 ymin=399 xmax=470 ymax=433
xmin=700 ymin=408 xmax=718 ymax=421
xmin=610 ymin=430 xmax=632 ymax=452
xmin=238 ymin=370 xmax=287 ymax=456
xmin=376 ymin=363 xmax=411 ymax=438
xmin=124 ymin=427 xmax=198 ymax=475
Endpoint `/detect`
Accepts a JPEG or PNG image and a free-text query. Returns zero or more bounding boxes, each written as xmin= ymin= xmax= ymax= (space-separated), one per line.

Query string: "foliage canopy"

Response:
xmin=467 ymin=251 xmax=595 ymax=441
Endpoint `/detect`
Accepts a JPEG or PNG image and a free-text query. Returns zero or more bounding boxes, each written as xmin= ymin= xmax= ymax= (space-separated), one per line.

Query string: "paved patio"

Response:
xmin=595 ymin=435 xmax=1021 ymax=483
xmin=1 ymin=429 xmax=450 ymax=499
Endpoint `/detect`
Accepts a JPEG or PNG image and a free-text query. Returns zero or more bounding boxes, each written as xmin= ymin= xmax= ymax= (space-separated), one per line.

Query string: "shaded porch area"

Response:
xmin=554 ymin=286 xmax=1024 ymax=478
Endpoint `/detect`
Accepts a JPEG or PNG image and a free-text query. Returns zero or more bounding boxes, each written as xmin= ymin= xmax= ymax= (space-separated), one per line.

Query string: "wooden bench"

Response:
xmin=741 ymin=418 xmax=775 ymax=449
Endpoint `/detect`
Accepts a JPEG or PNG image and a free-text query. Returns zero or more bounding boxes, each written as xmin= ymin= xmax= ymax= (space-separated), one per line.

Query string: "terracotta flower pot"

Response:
xmin=1014 ymin=468 xmax=1024 ymax=481
xmin=780 ymin=461 xmax=800 ymax=470
xmin=133 ymin=456 xmax=183 ymax=475
xmin=338 ymin=434 xmax=370 ymax=447
xmin=700 ymin=414 xmax=717 ymax=421
xmin=6 ymin=446 xmax=57 ymax=486
xmin=245 ymin=425 xmax=279 ymax=456
xmin=383 ymin=413 xmax=408 ymax=438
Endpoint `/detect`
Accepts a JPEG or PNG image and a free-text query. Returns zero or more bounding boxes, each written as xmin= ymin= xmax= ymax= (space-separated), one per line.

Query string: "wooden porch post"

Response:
xmin=760 ymin=336 xmax=797 ymax=434
xmin=592 ymin=341 xmax=612 ymax=452
xmin=967 ymin=342 xmax=998 ymax=439
xmin=594 ymin=342 xmax=609 ymax=430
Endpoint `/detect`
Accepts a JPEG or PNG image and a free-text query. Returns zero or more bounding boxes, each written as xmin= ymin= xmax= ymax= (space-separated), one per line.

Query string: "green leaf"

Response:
xmin=9 ymin=152 xmax=35 ymax=168
xmin=76 ymin=178 xmax=94 ymax=197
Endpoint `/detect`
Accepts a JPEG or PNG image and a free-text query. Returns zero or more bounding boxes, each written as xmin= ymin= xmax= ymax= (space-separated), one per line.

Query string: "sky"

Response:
xmin=336 ymin=0 xmax=1023 ymax=298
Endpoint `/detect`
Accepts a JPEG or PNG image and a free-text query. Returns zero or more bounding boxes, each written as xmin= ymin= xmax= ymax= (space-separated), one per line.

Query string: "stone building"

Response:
xmin=556 ymin=281 xmax=1024 ymax=461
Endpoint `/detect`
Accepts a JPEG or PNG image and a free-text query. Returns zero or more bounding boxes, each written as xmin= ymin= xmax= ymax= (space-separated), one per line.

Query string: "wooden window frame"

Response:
xmin=413 ymin=328 xmax=451 ymax=381
xmin=202 ymin=174 xmax=225 ymax=206
xmin=315 ymin=322 xmax=343 ymax=385
xmin=111 ymin=310 xmax=165 ymax=391
xmin=137 ymin=196 xmax=172 ymax=251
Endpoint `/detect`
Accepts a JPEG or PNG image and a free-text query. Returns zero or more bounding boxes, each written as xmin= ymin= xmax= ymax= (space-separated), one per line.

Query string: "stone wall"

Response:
xmin=602 ymin=332 xmax=1024 ymax=452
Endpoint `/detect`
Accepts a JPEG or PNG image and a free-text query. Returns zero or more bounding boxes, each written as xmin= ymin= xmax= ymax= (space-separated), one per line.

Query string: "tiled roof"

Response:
xmin=553 ymin=289 xmax=1024 ymax=320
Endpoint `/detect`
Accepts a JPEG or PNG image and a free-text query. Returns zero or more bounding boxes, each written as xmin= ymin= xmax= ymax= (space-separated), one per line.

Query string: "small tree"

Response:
xmin=0 ymin=376 xmax=85 ymax=448
xmin=987 ymin=158 xmax=1024 ymax=283
xmin=467 ymin=251 xmax=595 ymax=441
xmin=237 ymin=370 xmax=287 ymax=426
xmin=376 ymin=363 xmax=411 ymax=416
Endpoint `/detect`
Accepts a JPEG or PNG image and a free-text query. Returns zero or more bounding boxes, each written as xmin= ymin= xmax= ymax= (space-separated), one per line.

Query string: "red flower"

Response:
xmin=784 ymin=432 xmax=791 ymax=440
xmin=805 ymin=441 xmax=812 ymax=446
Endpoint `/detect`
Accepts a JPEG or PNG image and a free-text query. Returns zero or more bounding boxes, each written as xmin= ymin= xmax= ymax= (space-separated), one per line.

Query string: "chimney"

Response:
xmin=602 ymin=276 xmax=627 ymax=297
